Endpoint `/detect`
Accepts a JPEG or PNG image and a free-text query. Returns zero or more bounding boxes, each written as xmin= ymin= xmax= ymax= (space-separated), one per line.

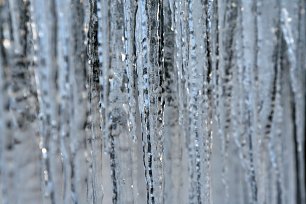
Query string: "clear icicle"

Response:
xmin=0 ymin=1 xmax=305 ymax=204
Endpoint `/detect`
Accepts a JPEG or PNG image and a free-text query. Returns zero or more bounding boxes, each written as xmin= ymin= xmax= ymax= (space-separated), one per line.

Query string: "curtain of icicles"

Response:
xmin=0 ymin=0 xmax=305 ymax=204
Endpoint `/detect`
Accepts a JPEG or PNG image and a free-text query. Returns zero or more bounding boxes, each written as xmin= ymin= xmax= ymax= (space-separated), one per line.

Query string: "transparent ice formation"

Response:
xmin=0 ymin=0 xmax=305 ymax=204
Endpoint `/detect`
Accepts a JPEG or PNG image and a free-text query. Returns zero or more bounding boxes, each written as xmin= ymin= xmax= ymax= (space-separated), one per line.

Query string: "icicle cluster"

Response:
xmin=0 ymin=0 xmax=305 ymax=204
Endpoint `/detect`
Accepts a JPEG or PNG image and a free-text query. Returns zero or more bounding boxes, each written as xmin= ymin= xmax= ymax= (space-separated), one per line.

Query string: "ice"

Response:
xmin=0 ymin=0 xmax=305 ymax=204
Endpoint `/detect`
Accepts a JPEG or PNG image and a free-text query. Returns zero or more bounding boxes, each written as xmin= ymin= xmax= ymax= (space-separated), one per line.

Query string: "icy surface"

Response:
xmin=0 ymin=0 xmax=305 ymax=204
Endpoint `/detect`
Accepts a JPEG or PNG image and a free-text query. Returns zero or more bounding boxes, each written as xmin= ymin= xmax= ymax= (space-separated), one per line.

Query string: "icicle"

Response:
xmin=55 ymin=1 xmax=72 ymax=203
xmin=123 ymin=0 xmax=138 ymax=142
xmin=0 ymin=1 xmax=305 ymax=203
xmin=135 ymin=0 xmax=157 ymax=202
xmin=0 ymin=0 xmax=42 ymax=203
xmin=31 ymin=0 xmax=64 ymax=203
xmin=218 ymin=1 xmax=239 ymax=203
xmin=162 ymin=0 xmax=186 ymax=203
xmin=239 ymin=0 xmax=260 ymax=203
xmin=185 ymin=0 xmax=210 ymax=203
xmin=281 ymin=8 xmax=306 ymax=203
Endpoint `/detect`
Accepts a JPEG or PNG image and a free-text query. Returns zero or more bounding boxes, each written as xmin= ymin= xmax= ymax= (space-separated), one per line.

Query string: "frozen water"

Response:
xmin=0 ymin=0 xmax=305 ymax=204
